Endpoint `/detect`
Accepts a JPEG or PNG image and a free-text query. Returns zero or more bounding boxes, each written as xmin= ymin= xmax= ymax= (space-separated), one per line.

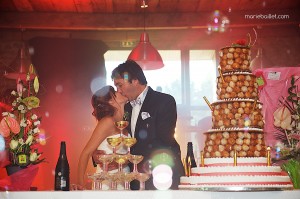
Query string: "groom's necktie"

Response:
xmin=130 ymin=97 xmax=142 ymax=107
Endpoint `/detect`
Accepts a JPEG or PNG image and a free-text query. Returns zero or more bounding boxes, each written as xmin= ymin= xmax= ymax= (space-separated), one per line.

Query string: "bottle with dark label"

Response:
xmin=55 ymin=141 xmax=70 ymax=191
xmin=186 ymin=142 xmax=197 ymax=168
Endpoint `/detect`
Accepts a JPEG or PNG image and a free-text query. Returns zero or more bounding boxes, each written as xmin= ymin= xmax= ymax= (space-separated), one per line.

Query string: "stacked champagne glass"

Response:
xmin=88 ymin=120 xmax=150 ymax=190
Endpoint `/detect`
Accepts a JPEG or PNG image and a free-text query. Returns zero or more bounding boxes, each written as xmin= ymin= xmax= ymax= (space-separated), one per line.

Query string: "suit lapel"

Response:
xmin=134 ymin=87 xmax=154 ymax=135
xmin=124 ymin=102 xmax=133 ymax=137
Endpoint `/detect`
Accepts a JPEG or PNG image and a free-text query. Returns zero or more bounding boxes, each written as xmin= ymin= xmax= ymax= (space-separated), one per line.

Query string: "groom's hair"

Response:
xmin=111 ymin=60 xmax=147 ymax=85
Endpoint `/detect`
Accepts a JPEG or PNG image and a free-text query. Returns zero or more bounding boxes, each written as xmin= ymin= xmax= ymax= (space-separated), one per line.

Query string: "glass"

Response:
xmin=123 ymin=137 xmax=137 ymax=154
xmin=87 ymin=172 xmax=107 ymax=190
xmin=115 ymin=120 xmax=129 ymax=136
xmin=129 ymin=155 xmax=143 ymax=173
xmin=114 ymin=154 xmax=129 ymax=173
xmin=107 ymin=137 xmax=122 ymax=154
xmin=98 ymin=154 xmax=114 ymax=173
xmin=107 ymin=173 xmax=120 ymax=190
xmin=120 ymin=172 xmax=136 ymax=190
xmin=135 ymin=173 xmax=150 ymax=190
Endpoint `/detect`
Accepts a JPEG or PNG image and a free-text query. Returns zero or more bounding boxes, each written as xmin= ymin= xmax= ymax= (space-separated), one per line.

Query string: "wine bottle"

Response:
xmin=55 ymin=141 xmax=70 ymax=191
xmin=186 ymin=142 xmax=197 ymax=168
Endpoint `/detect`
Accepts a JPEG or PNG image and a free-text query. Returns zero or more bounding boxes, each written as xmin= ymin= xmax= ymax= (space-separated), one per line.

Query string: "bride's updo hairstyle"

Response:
xmin=91 ymin=86 xmax=117 ymax=120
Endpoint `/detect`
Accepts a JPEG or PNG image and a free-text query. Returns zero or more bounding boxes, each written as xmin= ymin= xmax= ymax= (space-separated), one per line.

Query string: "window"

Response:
xmin=104 ymin=50 xmax=216 ymax=126
xmin=189 ymin=50 xmax=216 ymax=126
xmin=104 ymin=50 xmax=182 ymax=103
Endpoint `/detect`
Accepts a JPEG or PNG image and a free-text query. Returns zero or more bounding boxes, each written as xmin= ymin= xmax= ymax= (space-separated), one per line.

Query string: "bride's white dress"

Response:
xmin=95 ymin=134 xmax=130 ymax=190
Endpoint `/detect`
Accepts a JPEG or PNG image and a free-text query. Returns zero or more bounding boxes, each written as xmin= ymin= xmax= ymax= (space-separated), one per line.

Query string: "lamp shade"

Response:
xmin=4 ymin=42 xmax=36 ymax=80
xmin=127 ymin=32 xmax=164 ymax=70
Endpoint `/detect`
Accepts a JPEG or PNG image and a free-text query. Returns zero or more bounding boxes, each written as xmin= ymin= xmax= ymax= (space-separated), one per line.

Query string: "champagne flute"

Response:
xmin=129 ymin=155 xmax=144 ymax=173
xmin=115 ymin=120 xmax=129 ymax=137
xmin=123 ymin=137 xmax=137 ymax=154
xmin=135 ymin=173 xmax=150 ymax=190
xmin=107 ymin=137 xmax=122 ymax=154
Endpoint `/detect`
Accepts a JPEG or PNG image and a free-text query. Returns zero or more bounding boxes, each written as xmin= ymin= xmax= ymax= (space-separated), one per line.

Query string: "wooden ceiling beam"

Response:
xmin=0 ymin=9 xmax=298 ymax=31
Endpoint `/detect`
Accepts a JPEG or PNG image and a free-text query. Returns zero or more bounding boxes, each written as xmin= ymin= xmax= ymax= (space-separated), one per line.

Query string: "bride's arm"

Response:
xmin=74 ymin=117 xmax=114 ymax=189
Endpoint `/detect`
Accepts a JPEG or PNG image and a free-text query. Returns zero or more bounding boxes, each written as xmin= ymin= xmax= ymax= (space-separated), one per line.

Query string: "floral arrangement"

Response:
xmin=273 ymin=75 xmax=300 ymax=161
xmin=0 ymin=69 xmax=45 ymax=167
xmin=273 ymin=75 xmax=300 ymax=189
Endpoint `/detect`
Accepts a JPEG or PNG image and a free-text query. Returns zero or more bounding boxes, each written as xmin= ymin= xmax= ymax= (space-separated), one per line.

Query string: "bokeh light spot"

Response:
xmin=151 ymin=150 xmax=174 ymax=168
xmin=244 ymin=117 xmax=251 ymax=127
xmin=44 ymin=111 xmax=50 ymax=118
xmin=38 ymin=129 xmax=47 ymax=146
xmin=0 ymin=135 xmax=5 ymax=151
xmin=55 ymin=85 xmax=63 ymax=93
xmin=138 ymin=129 xmax=148 ymax=140
xmin=90 ymin=77 xmax=106 ymax=94
xmin=152 ymin=164 xmax=173 ymax=190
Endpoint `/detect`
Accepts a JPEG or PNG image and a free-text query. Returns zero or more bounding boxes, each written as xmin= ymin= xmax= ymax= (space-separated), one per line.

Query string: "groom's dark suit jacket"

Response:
xmin=125 ymin=87 xmax=184 ymax=190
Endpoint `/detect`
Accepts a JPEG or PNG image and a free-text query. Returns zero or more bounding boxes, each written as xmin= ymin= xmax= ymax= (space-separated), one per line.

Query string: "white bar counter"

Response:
xmin=1 ymin=190 xmax=300 ymax=199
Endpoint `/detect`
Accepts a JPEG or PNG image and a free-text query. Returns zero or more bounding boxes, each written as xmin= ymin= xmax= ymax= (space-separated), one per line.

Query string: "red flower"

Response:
xmin=234 ymin=39 xmax=247 ymax=46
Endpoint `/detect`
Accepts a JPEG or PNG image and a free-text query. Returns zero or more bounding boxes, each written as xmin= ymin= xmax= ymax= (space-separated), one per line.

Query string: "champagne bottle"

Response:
xmin=55 ymin=141 xmax=70 ymax=191
xmin=186 ymin=142 xmax=197 ymax=168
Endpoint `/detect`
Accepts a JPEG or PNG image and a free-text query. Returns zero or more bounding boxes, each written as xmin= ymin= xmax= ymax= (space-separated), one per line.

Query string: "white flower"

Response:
xmin=11 ymin=90 xmax=17 ymax=96
xmin=2 ymin=112 xmax=8 ymax=116
xmin=33 ymin=127 xmax=40 ymax=134
xmin=29 ymin=152 xmax=39 ymax=162
xmin=20 ymin=119 xmax=27 ymax=127
xmin=8 ymin=113 xmax=15 ymax=118
xmin=9 ymin=140 xmax=19 ymax=150
xmin=25 ymin=135 xmax=34 ymax=145
xmin=31 ymin=114 xmax=38 ymax=120
xmin=18 ymin=104 xmax=25 ymax=111
xmin=34 ymin=120 xmax=40 ymax=126
xmin=18 ymin=138 xmax=24 ymax=144
xmin=292 ymin=115 xmax=300 ymax=120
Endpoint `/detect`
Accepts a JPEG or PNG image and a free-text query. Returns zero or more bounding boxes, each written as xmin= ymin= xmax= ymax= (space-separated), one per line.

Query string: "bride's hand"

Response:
xmin=92 ymin=150 xmax=106 ymax=164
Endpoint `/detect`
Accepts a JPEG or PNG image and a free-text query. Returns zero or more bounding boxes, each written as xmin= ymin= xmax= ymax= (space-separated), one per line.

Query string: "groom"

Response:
xmin=111 ymin=60 xmax=184 ymax=190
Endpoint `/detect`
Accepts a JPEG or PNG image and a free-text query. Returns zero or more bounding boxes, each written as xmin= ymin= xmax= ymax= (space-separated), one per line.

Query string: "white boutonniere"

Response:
xmin=141 ymin=112 xmax=151 ymax=120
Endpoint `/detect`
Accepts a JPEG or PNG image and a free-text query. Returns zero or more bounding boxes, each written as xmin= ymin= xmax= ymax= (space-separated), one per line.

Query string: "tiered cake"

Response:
xmin=179 ymin=42 xmax=293 ymax=190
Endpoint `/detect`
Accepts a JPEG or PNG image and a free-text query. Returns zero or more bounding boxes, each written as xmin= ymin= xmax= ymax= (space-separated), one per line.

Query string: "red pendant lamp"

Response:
xmin=4 ymin=30 xmax=36 ymax=81
xmin=127 ymin=0 xmax=164 ymax=70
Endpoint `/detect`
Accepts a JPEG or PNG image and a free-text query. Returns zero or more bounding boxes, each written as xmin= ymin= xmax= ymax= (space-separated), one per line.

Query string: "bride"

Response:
xmin=72 ymin=85 xmax=129 ymax=190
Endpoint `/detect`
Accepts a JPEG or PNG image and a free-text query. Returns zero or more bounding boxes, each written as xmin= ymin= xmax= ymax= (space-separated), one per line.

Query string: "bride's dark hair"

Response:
xmin=91 ymin=86 xmax=117 ymax=120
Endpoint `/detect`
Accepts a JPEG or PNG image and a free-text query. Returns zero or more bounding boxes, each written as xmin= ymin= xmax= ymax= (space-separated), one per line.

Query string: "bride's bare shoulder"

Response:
xmin=97 ymin=116 xmax=115 ymax=128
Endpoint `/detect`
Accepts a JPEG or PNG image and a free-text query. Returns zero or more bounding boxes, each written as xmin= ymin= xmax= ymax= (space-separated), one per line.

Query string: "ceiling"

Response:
xmin=0 ymin=0 xmax=299 ymax=93
xmin=0 ymin=0 xmax=298 ymax=14
xmin=0 ymin=0 xmax=299 ymax=31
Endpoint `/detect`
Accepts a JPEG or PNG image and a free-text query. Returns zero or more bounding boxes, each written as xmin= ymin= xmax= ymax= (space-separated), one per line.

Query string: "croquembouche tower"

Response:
xmin=204 ymin=37 xmax=265 ymax=159
xmin=179 ymin=33 xmax=293 ymax=190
